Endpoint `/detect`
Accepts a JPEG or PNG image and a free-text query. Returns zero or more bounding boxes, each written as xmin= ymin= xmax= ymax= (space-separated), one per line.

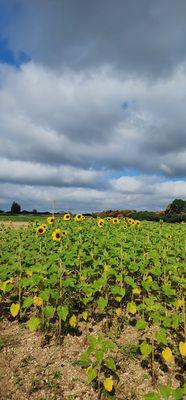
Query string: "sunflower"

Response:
xmin=47 ymin=216 xmax=55 ymax=224
xmin=63 ymin=213 xmax=71 ymax=221
xmin=112 ymin=217 xmax=119 ymax=224
xmin=61 ymin=230 xmax=68 ymax=237
xmin=36 ymin=225 xmax=46 ymax=235
xmin=41 ymin=224 xmax=47 ymax=229
xmin=52 ymin=228 xmax=62 ymax=241
xmin=74 ymin=213 xmax=83 ymax=222
xmin=97 ymin=218 xmax=104 ymax=228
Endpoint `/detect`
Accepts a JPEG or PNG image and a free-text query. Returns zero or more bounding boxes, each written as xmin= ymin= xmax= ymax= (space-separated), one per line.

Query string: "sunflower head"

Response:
xmin=41 ymin=224 xmax=47 ymax=229
xmin=74 ymin=213 xmax=83 ymax=222
xmin=47 ymin=216 xmax=55 ymax=224
xmin=36 ymin=225 xmax=46 ymax=235
xmin=61 ymin=230 xmax=68 ymax=237
xmin=112 ymin=217 xmax=119 ymax=224
xmin=63 ymin=213 xmax=71 ymax=221
xmin=97 ymin=218 xmax=104 ymax=228
xmin=52 ymin=228 xmax=62 ymax=241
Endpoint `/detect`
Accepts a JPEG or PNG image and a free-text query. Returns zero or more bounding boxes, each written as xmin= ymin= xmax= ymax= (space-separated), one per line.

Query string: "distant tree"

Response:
xmin=165 ymin=199 xmax=186 ymax=215
xmin=11 ymin=201 xmax=21 ymax=214
xmin=32 ymin=209 xmax=37 ymax=214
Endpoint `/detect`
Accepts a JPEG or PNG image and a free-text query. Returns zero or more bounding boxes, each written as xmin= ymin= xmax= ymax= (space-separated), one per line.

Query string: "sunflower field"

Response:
xmin=0 ymin=215 xmax=185 ymax=399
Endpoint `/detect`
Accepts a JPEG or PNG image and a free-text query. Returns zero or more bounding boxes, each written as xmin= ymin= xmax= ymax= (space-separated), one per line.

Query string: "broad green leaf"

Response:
xmin=86 ymin=366 xmax=97 ymax=383
xmin=144 ymin=393 xmax=160 ymax=400
xmin=106 ymin=357 xmax=116 ymax=371
xmin=22 ymin=297 xmax=33 ymax=309
xmin=57 ymin=305 xmax=69 ymax=321
xmin=28 ymin=317 xmax=41 ymax=332
xmin=95 ymin=350 xmax=104 ymax=363
xmin=44 ymin=305 xmax=55 ymax=319
xmin=135 ymin=319 xmax=148 ymax=331
xmin=97 ymin=296 xmax=108 ymax=311
xmin=159 ymin=385 xmax=172 ymax=400
xmin=140 ymin=342 xmax=152 ymax=358
xmin=155 ymin=329 xmax=167 ymax=345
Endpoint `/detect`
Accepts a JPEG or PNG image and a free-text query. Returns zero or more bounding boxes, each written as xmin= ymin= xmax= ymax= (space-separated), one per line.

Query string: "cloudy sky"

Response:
xmin=0 ymin=0 xmax=186 ymax=212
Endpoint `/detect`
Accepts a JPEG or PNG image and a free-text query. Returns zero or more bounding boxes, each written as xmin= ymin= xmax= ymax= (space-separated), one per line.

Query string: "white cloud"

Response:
xmin=0 ymin=61 xmax=185 ymax=210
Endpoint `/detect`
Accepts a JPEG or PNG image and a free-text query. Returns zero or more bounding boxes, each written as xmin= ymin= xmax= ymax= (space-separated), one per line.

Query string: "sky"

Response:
xmin=0 ymin=0 xmax=186 ymax=212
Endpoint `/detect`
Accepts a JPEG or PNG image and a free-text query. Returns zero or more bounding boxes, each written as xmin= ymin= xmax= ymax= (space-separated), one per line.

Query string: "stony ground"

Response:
xmin=0 ymin=319 xmax=183 ymax=400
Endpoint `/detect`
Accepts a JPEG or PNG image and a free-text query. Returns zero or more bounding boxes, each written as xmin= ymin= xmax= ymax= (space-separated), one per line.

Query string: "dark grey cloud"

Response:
xmin=2 ymin=0 xmax=186 ymax=77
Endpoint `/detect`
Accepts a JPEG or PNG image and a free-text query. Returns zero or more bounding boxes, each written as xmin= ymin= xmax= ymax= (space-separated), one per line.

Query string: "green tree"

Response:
xmin=11 ymin=201 xmax=21 ymax=214
xmin=165 ymin=199 xmax=186 ymax=215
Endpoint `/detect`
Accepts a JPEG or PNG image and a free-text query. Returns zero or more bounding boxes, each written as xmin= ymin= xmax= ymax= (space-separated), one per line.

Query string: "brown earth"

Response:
xmin=0 ymin=221 xmax=30 ymax=229
xmin=0 ymin=319 xmax=183 ymax=400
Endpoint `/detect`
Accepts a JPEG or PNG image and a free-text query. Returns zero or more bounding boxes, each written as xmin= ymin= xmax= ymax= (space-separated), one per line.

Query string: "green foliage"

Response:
xmin=10 ymin=201 xmax=21 ymax=214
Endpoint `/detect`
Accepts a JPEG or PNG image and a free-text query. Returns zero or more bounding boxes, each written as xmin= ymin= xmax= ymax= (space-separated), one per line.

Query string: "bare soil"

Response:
xmin=0 ymin=221 xmax=30 ymax=229
xmin=0 ymin=319 xmax=183 ymax=400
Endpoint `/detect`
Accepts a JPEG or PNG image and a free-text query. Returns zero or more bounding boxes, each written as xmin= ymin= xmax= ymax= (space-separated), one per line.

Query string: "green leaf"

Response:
xmin=140 ymin=342 xmax=152 ymax=358
xmin=97 ymin=296 xmax=108 ymax=311
xmin=22 ymin=297 xmax=33 ymax=309
xmin=57 ymin=305 xmax=69 ymax=321
xmin=159 ymin=385 xmax=172 ymax=400
xmin=106 ymin=357 xmax=116 ymax=372
xmin=173 ymin=387 xmax=185 ymax=400
xmin=88 ymin=335 xmax=97 ymax=349
xmin=155 ymin=329 xmax=167 ymax=345
xmin=162 ymin=283 xmax=176 ymax=297
xmin=80 ymin=350 xmax=91 ymax=363
xmin=44 ymin=305 xmax=55 ymax=319
xmin=95 ymin=350 xmax=104 ymax=363
xmin=40 ymin=289 xmax=50 ymax=301
xmin=135 ymin=319 xmax=148 ymax=331
xmin=86 ymin=366 xmax=97 ymax=383
xmin=124 ymin=276 xmax=136 ymax=288
xmin=144 ymin=392 xmax=160 ymax=400
xmin=28 ymin=317 xmax=41 ymax=332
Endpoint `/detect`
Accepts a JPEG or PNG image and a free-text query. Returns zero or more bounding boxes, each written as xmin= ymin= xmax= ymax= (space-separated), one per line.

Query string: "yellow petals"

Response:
xmin=63 ymin=213 xmax=71 ymax=221
xmin=80 ymin=275 xmax=87 ymax=281
xmin=69 ymin=314 xmax=77 ymax=328
xmin=132 ymin=287 xmax=141 ymax=295
xmin=179 ymin=341 xmax=186 ymax=357
xmin=104 ymin=264 xmax=110 ymax=272
xmin=97 ymin=218 xmax=104 ymax=227
xmin=115 ymin=308 xmax=122 ymax=317
xmin=74 ymin=213 xmax=83 ymax=222
xmin=33 ymin=296 xmax=43 ymax=307
xmin=112 ymin=217 xmax=119 ymax=224
xmin=103 ymin=376 xmax=114 ymax=392
xmin=127 ymin=302 xmax=137 ymax=315
xmin=52 ymin=228 xmax=62 ymax=241
xmin=176 ymin=299 xmax=184 ymax=309
xmin=47 ymin=216 xmax=55 ymax=224
xmin=10 ymin=303 xmax=20 ymax=317
xmin=36 ymin=225 xmax=46 ymax=235
xmin=162 ymin=347 xmax=173 ymax=363
xmin=26 ymin=270 xmax=33 ymax=277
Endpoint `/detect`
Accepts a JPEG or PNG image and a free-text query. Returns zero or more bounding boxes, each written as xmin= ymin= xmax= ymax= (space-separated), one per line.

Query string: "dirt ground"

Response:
xmin=0 ymin=319 xmax=183 ymax=400
xmin=0 ymin=221 xmax=30 ymax=229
